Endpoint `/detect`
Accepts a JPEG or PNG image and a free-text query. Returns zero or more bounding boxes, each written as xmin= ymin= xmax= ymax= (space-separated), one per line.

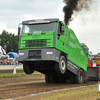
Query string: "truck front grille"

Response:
xmin=23 ymin=39 xmax=50 ymax=48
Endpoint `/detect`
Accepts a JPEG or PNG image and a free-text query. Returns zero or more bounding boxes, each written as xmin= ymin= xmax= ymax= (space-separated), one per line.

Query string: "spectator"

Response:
xmin=1 ymin=57 xmax=4 ymax=60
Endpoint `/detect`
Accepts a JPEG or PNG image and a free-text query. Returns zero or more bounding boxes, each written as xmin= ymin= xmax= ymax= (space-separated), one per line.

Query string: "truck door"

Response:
xmin=63 ymin=26 xmax=70 ymax=53
xmin=57 ymin=22 xmax=65 ymax=51
xmin=57 ymin=22 xmax=69 ymax=53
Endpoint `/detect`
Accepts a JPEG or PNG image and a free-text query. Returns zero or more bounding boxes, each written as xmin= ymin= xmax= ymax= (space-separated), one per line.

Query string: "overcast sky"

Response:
xmin=0 ymin=0 xmax=100 ymax=54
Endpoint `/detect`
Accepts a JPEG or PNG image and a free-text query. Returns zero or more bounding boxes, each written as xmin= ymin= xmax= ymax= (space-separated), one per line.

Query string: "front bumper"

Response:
xmin=18 ymin=48 xmax=60 ymax=63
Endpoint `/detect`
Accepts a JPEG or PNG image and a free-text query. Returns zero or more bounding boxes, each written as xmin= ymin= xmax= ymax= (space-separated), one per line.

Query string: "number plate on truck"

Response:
xmin=28 ymin=50 xmax=41 ymax=59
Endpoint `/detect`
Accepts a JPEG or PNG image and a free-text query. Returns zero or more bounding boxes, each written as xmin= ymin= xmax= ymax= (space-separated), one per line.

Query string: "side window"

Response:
xmin=58 ymin=22 xmax=65 ymax=35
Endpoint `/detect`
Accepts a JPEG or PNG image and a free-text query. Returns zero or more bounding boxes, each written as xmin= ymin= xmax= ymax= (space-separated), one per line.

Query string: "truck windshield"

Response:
xmin=22 ymin=22 xmax=57 ymax=34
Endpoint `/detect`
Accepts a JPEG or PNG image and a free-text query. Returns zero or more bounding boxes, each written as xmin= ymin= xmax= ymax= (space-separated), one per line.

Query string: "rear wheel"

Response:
xmin=74 ymin=69 xmax=84 ymax=84
xmin=55 ymin=56 xmax=67 ymax=75
xmin=60 ymin=78 xmax=66 ymax=83
xmin=69 ymin=73 xmax=75 ymax=83
xmin=45 ymin=75 xmax=50 ymax=83
xmin=49 ymin=75 xmax=59 ymax=83
xmin=23 ymin=62 xmax=34 ymax=74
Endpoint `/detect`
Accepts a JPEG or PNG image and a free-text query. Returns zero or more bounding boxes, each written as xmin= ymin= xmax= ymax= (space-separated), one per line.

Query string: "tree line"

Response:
xmin=0 ymin=30 xmax=19 ymax=53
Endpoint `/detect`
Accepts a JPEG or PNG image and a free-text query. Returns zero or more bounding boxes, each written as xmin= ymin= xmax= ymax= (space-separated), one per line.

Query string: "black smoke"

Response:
xmin=63 ymin=0 xmax=94 ymax=26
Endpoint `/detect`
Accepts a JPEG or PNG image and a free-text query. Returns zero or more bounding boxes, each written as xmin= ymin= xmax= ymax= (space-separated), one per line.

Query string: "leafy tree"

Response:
xmin=0 ymin=30 xmax=19 ymax=53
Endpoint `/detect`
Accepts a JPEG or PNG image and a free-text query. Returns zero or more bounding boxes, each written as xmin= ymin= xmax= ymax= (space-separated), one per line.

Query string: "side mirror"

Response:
xmin=61 ymin=26 xmax=65 ymax=33
xmin=58 ymin=32 xmax=62 ymax=36
xmin=18 ymin=23 xmax=22 ymax=35
xmin=18 ymin=27 xmax=21 ymax=35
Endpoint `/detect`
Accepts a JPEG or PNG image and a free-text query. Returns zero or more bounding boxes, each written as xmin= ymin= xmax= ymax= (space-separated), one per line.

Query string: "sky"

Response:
xmin=0 ymin=0 xmax=100 ymax=54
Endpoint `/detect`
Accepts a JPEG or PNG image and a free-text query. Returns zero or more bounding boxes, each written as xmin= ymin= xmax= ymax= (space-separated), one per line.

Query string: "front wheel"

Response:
xmin=23 ymin=62 xmax=34 ymax=74
xmin=55 ymin=56 xmax=67 ymax=75
xmin=74 ymin=69 xmax=84 ymax=84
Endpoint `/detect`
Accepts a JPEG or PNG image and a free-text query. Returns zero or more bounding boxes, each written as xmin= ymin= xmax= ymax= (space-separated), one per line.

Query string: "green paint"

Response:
xmin=20 ymin=32 xmax=54 ymax=49
xmin=56 ymin=22 xmax=88 ymax=71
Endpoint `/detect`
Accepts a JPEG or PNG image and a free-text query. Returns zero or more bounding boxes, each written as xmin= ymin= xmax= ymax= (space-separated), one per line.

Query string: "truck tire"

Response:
xmin=45 ymin=75 xmax=50 ymax=83
xmin=74 ymin=69 xmax=84 ymax=84
xmin=49 ymin=76 xmax=59 ymax=83
xmin=23 ymin=63 xmax=34 ymax=74
xmin=69 ymin=73 xmax=75 ymax=83
xmin=55 ymin=56 xmax=67 ymax=75
xmin=61 ymin=78 xmax=66 ymax=83
xmin=49 ymin=76 xmax=56 ymax=83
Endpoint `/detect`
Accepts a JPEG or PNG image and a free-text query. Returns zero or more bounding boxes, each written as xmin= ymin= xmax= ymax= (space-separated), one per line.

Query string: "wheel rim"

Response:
xmin=79 ymin=71 xmax=83 ymax=82
xmin=61 ymin=60 xmax=65 ymax=71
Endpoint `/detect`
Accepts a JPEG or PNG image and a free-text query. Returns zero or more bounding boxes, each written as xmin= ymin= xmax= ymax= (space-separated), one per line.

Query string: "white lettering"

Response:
xmin=19 ymin=53 xmax=24 ymax=55
xmin=47 ymin=52 xmax=53 ymax=54
xmin=29 ymin=20 xmax=50 ymax=24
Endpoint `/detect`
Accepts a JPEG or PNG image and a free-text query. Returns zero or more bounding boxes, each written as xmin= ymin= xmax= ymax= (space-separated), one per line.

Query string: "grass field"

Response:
xmin=18 ymin=85 xmax=100 ymax=100
xmin=0 ymin=71 xmax=40 ymax=77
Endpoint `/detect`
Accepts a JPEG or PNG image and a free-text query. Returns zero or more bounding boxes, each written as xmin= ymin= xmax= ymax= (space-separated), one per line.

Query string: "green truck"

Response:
xmin=18 ymin=18 xmax=88 ymax=84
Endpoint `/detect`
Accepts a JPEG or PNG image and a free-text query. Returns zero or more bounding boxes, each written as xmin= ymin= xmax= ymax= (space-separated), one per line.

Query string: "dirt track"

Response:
xmin=0 ymin=73 xmax=98 ymax=100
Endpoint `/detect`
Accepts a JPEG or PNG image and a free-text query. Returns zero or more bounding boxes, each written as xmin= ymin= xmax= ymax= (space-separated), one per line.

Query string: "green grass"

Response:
xmin=0 ymin=72 xmax=40 ymax=77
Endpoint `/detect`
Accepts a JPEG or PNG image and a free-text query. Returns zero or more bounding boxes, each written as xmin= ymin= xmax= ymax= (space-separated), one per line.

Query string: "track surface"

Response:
xmin=0 ymin=74 xmax=98 ymax=100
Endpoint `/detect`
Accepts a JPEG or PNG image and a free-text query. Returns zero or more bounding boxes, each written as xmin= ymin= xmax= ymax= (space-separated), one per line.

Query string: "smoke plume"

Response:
xmin=63 ymin=0 xmax=95 ymax=25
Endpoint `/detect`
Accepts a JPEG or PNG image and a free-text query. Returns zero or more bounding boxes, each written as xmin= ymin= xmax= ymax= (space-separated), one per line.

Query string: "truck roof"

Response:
xmin=22 ymin=18 xmax=59 ymax=25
